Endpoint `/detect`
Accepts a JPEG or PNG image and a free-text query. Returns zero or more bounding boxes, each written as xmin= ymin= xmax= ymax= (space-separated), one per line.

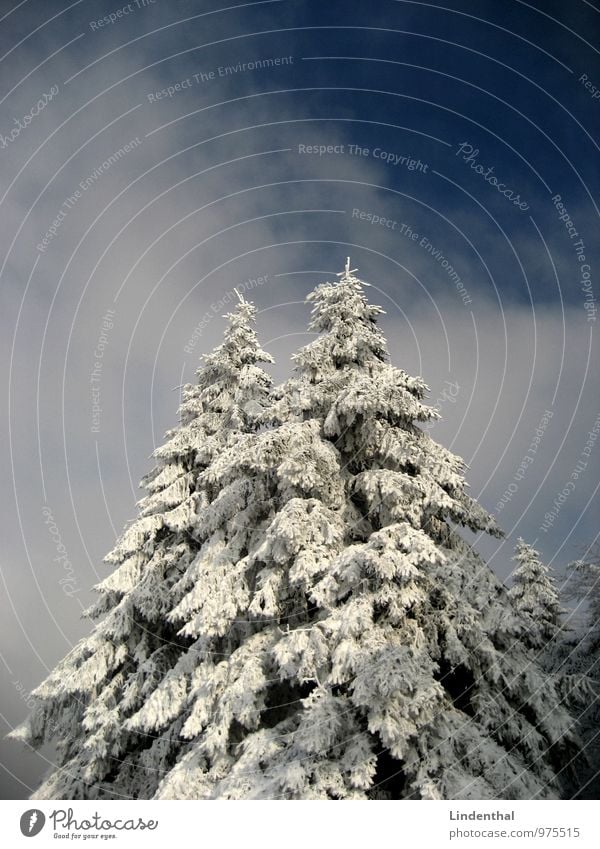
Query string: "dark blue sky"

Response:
xmin=0 ymin=0 xmax=598 ymax=798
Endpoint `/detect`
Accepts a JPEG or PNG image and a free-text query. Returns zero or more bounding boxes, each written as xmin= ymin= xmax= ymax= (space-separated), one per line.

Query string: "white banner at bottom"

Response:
xmin=1 ymin=799 xmax=598 ymax=848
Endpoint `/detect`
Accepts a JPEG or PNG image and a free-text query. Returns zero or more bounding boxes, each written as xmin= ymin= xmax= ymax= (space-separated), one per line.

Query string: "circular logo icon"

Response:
xmin=20 ymin=810 xmax=45 ymax=837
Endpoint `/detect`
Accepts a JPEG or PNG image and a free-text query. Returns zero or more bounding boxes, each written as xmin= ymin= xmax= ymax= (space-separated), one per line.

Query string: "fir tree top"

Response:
xmin=169 ymin=293 xmax=273 ymax=439
xmin=297 ymin=258 xmax=388 ymax=372
xmin=509 ymin=538 xmax=563 ymax=648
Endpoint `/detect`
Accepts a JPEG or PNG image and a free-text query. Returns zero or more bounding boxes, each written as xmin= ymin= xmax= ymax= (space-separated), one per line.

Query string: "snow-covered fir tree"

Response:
xmin=10 ymin=295 xmax=274 ymax=799
xmin=507 ymin=539 xmax=590 ymax=765
xmin=566 ymin=545 xmax=600 ymax=657
xmin=508 ymin=539 xmax=563 ymax=650
xmin=14 ymin=263 xmax=580 ymax=800
xmin=559 ymin=545 xmax=600 ymax=797
xmin=182 ymin=260 xmax=577 ymax=801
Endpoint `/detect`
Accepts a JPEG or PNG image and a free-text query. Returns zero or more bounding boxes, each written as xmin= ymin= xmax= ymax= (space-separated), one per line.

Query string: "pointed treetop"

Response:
xmin=336 ymin=257 xmax=359 ymax=282
xmin=297 ymin=260 xmax=387 ymax=369
xmin=509 ymin=537 xmax=563 ymax=647
xmin=211 ymin=294 xmax=273 ymax=366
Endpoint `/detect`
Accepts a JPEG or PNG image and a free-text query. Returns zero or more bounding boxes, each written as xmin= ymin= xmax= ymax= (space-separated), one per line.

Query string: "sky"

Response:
xmin=0 ymin=0 xmax=598 ymax=799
